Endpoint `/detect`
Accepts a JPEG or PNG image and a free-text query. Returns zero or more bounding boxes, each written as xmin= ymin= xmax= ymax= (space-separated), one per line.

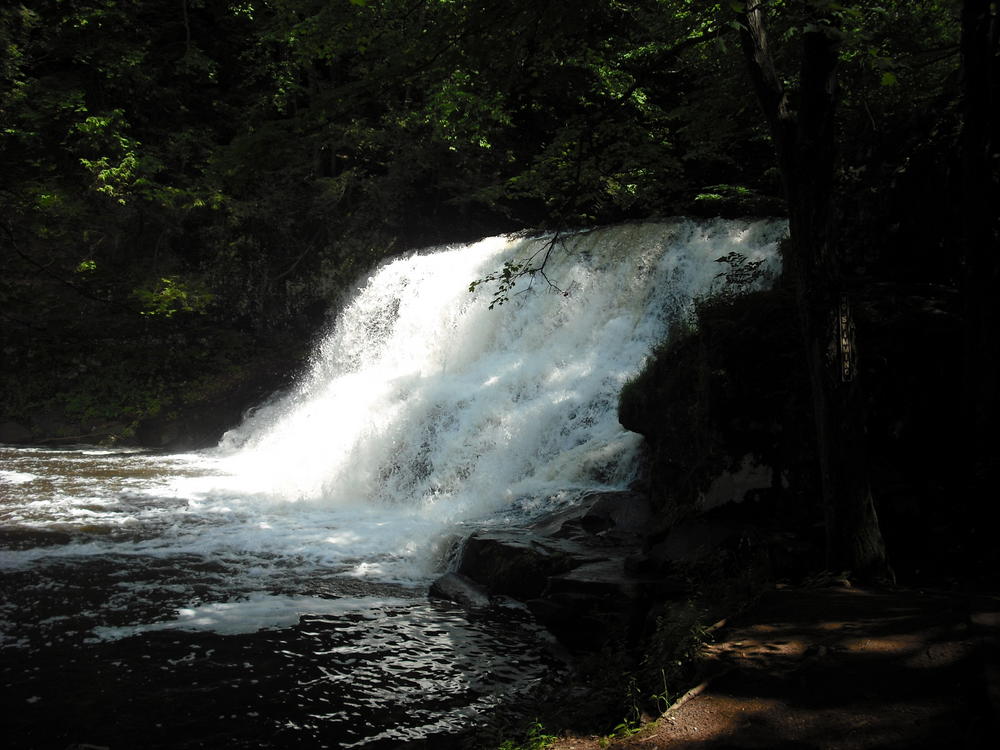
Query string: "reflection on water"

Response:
xmin=0 ymin=446 xmax=564 ymax=748
xmin=1 ymin=597 xmax=559 ymax=749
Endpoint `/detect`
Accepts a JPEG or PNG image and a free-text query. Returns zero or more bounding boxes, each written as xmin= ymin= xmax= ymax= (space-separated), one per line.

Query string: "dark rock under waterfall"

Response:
xmin=430 ymin=489 xmax=811 ymax=653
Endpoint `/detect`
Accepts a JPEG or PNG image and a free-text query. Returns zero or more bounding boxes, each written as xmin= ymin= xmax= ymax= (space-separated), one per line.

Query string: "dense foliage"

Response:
xmin=1 ymin=1 xmax=990 ymax=452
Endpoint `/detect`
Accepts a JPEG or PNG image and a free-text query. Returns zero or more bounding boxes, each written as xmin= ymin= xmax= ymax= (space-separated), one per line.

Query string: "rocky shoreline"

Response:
xmin=429 ymin=487 xmax=810 ymax=657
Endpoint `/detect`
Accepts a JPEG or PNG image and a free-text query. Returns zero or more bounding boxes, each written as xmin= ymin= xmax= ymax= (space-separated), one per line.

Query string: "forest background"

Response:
xmin=1 ymin=1 xmax=996 ymax=578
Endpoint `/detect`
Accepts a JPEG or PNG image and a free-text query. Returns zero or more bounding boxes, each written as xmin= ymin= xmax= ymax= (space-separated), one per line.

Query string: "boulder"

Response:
xmin=439 ymin=490 xmax=689 ymax=651
xmin=428 ymin=572 xmax=491 ymax=609
xmin=456 ymin=531 xmax=586 ymax=600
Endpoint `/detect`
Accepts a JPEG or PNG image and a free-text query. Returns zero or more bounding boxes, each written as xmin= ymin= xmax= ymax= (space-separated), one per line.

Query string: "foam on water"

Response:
xmin=91 ymin=594 xmax=414 ymax=640
xmin=0 ymin=470 xmax=37 ymax=484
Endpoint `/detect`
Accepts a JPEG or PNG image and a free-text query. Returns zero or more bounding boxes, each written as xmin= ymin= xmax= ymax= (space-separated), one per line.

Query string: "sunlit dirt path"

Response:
xmin=551 ymin=584 xmax=999 ymax=750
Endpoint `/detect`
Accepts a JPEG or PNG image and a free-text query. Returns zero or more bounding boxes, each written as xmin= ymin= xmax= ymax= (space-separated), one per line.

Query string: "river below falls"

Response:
xmin=0 ymin=446 xmax=565 ymax=749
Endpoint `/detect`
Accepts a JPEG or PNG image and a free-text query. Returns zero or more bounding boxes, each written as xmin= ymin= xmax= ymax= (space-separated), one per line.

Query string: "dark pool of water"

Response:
xmin=1 ymin=595 xmax=565 ymax=749
xmin=0 ymin=447 xmax=568 ymax=749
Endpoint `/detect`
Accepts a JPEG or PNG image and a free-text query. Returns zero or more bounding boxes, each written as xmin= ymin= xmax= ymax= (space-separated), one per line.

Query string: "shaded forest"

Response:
xmin=1 ymin=1 xmax=997 ymax=577
xmin=2 ymin=4 xmax=999 ymax=748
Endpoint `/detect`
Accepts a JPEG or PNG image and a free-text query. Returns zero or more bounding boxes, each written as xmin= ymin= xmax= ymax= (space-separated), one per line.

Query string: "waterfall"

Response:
xmin=218 ymin=219 xmax=785 ymax=523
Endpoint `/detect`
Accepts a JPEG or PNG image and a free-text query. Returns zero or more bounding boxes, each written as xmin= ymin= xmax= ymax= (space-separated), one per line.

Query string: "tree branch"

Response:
xmin=2 ymin=223 xmax=139 ymax=316
xmin=739 ymin=1 xmax=791 ymax=136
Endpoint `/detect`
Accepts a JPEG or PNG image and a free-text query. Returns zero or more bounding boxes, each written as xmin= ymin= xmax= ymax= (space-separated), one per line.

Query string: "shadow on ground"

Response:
xmin=549 ymin=584 xmax=999 ymax=750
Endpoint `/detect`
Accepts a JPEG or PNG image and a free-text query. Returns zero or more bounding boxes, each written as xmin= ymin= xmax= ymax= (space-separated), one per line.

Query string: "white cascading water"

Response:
xmin=216 ymin=219 xmax=784 ymax=523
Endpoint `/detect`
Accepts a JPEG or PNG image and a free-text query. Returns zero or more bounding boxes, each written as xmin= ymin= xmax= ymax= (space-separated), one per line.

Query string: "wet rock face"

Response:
xmin=428 ymin=573 xmax=491 ymax=609
xmin=457 ymin=532 xmax=579 ymax=601
xmin=430 ymin=491 xmax=691 ymax=652
xmin=429 ymin=488 xmax=814 ymax=653
xmin=617 ymin=289 xmax=805 ymax=516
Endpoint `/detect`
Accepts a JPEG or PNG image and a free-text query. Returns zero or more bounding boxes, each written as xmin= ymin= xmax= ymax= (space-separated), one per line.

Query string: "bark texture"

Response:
xmin=738 ymin=2 xmax=890 ymax=581
xmin=960 ymin=0 xmax=1000 ymax=484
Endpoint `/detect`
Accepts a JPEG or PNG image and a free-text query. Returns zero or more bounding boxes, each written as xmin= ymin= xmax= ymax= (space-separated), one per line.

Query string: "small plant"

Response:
xmin=687 ymin=251 xmax=772 ymax=325
xmin=649 ymin=668 xmax=673 ymax=715
xmin=132 ymin=275 xmax=214 ymax=317
xmin=608 ymin=717 xmax=642 ymax=740
xmin=693 ymin=183 xmax=754 ymax=203
xmin=497 ymin=720 xmax=558 ymax=750
xmin=713 ymin=251 xmax=768 ymax=293
xmin=602 ymin=675 xmax=645 ymax=742
xmin=636 ymin=601 xmax=711 ymax=716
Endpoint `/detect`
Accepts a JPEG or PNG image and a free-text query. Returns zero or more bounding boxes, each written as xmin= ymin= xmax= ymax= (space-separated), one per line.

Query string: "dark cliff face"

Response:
xmin=619 ymin=282 xmax=990 ymax=586
xmin=618 ymin=288 xmax=808 ymax=518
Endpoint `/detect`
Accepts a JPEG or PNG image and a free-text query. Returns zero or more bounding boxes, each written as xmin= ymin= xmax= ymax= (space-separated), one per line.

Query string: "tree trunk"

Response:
xmin=739 ymin=2 xmax=890 ymax=581
xmin=960 ymin=0 xmax=1000 ymax=485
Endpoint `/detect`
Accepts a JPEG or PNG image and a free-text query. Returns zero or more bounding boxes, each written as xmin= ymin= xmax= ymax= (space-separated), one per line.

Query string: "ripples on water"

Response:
xmin=0 ymin=447 xmax=564 ymax=748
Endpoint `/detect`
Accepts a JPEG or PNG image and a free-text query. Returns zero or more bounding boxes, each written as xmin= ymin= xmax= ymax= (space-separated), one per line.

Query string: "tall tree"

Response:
xmin=735 ymin=0 xmax=891 ymax=581
xmin=959 ymin=0 xmax=1000 ymax=485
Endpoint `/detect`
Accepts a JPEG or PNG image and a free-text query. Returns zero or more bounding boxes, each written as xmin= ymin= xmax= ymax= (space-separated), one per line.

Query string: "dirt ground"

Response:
xmin=548 ymin=582 xmax=999 ymax=750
